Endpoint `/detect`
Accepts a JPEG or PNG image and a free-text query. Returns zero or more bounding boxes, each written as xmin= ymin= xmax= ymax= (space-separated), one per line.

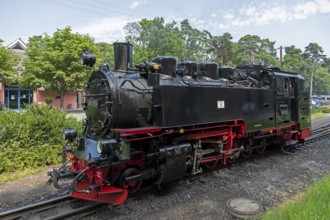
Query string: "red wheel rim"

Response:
xmin=120 ymin=168 xmax=142 ymax=194
xmin=204 ymin=160 xmax=218 ymax=170
xmin=226 ymin=157 xmax=236 ymax=164
xmin=241 ymin=148 xmax=253 ymax=158
xmin=256 ymin=145 xmax=266 ymax=154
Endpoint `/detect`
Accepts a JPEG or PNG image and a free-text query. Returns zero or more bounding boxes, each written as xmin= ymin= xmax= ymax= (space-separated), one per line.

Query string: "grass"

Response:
xmin=262 ymin=175 xmax=330 ymax=220
xmin=0 ymin=162 xmax=66 ymax=184
xmin=0 ymin=166 xmax=53 ymax=184
xmin=311 ymin=111 xmax=326 ymax=120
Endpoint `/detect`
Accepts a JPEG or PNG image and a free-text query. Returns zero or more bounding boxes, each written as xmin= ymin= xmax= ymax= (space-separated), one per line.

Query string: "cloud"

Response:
xmin=129 ymin=1 xmax=147 ymax=9
xmin=214 ymin=0 xmax=330 ymax=30
xmin=74 ymin=17 xmax=135 ymax=43
xmin=317 ymin=0 xmax=330 ymax=13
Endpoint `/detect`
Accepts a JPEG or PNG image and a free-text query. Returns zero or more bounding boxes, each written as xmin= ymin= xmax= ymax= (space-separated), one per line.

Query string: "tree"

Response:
xmin=312 ymin=66 xmax=330 ymax=94
xmin=180 ymin=19 xmax=208 ymax=61
xmin=322 ymin=57 xmax=330 ymax=73
xmin=124 ymin=17 xmax=187 ymax=63
xmin=21 ymin=27 xmax=97 ymax=108
xmin=283 ymin=45 xmax=304 ymax=73
xmin=0 ymin=39 xmax=19 ymax=84
xmin=205 ymin=32 xmax=235 ymax=65
xmin=303 ymin=43 xmax=326 ymax=97
xmin=234 ymin=35 xmax=277 ymax=66
xmin=96 ymin=42 xmax=114 ymax=68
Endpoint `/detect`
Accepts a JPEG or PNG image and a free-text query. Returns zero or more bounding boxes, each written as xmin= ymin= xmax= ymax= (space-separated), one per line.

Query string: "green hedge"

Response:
xmin=0 ymin=104 xmax=82 ymax=173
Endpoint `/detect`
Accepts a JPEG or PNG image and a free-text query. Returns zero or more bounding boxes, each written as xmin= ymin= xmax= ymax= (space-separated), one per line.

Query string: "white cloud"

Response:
xmin=129 ymin=1 xmax=147 ymax=9
xmin=218 ymin=24 xmax=229 ymax=30
xmin=315 ymin=0 xmax=330 ymax=13
xmin=210 ymin=13 xmax=217 ymax=18
xmin=213 ymin=0 xmax=330 ymax=30
xmin=294 ymin=1 xmax=318 ymax=16
xmin=74 ymin=17 xmax=135 ymax=43
xmin=223 ymin=11 xmax=234 ymax=20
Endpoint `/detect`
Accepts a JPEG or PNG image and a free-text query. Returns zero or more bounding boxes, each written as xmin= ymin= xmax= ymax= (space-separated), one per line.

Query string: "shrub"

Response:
xmin=45 ymin=97 xmax=53 ymax=105
xmin=0 ymin=104 xmax=82 ymax=173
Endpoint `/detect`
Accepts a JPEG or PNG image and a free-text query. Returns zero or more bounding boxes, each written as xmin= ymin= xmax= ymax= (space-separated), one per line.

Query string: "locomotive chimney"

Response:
xmin=114 ymin=42 xmax=133 ymax=72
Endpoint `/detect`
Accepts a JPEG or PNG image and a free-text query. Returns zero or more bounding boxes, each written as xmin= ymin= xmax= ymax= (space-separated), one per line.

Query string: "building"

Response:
xmin=0 ymin=38 xmax=82 ymax=110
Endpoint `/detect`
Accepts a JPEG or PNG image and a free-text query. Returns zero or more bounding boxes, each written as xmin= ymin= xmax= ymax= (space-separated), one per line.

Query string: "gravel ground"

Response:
xmin=0 ymin=115 xmax=329 ymax=219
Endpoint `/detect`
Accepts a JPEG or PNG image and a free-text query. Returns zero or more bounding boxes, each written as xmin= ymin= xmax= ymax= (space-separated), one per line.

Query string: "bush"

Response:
xmin=0 ymin=104 xmax=82 ymax=174
xmin=45 ymin=97 xmax=53 ymax=105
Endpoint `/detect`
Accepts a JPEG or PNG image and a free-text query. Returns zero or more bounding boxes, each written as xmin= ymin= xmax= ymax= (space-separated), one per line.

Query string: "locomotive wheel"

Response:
xmin=256 ymin=145 xmax=266 ymax=154
xmin=226 ymin=156 xmax=236 ymax=164
xmin=203 ymin=160 xmax=218 ymax=170
xmin=256 ymin=139 xmax=267 ymax=154
xmin=241 ymin=147 xmax=253 ymax=158
xmin=119 ymin=168 xmax=143 ymax=194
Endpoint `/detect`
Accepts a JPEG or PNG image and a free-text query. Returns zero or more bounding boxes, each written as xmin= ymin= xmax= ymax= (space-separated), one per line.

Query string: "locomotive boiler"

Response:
xmin=48 ymin=42 xmax=310 ymax=205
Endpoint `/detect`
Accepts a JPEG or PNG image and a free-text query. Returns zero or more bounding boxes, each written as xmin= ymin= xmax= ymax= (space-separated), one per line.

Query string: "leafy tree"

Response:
xmin=322 ymin=57 xmax=330 ymax=73
xmin=96 ymin=42 xmax=114 ymax=68
xmin=303 ymin=43 xmax=326 ymax=97
xmin=180 ymin=19 xmax=208 ymax=61
xmin=312 ymin=66 xmax=330 ymax=94
xmin=205 ymin=32 xmax=235 ymax=65
xmin=0 ymin=39 xmax=19 ymax=84
xmin=124 ymin=17 xmax=187 ymax=63
xmin=21 ymin=27 xmax=97 ymax=108
xmin=234 ymin=35 xmax=277 ymax=66
xmin=283 ymin=45 xmax=305 ymax=73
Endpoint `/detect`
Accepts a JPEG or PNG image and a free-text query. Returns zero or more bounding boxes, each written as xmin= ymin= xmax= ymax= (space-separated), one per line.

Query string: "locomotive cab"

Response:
xmin=273 ymin=71 xmax=310 ymax=138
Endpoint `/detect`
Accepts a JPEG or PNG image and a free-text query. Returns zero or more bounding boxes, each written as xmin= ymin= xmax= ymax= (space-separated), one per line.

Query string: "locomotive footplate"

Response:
xmin=71 ymin=181 xmax=128 ymax=205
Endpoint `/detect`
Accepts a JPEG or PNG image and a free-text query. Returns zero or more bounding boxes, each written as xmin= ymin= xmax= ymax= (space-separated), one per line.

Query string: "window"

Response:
xmin=4 ymin=88 xmax=33 ymax=109
xmin=276 ymin=77 xmax=290 ymax=97
xmin=276 ymin=77 xmax=284 ymax=96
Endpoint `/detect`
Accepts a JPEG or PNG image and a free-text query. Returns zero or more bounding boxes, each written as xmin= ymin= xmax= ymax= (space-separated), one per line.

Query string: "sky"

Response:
xmin=1 ymin=0 xmax=330 ymax=57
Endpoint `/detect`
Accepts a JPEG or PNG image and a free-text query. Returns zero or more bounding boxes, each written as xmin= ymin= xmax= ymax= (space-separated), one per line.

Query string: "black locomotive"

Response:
xmin=48 ymin=43 xmax=310 ymax=204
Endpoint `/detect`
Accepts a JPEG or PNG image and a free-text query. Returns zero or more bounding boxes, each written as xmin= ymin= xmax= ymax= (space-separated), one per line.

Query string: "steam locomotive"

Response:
xmin=48 ymin=42 xmax=310 ymax=205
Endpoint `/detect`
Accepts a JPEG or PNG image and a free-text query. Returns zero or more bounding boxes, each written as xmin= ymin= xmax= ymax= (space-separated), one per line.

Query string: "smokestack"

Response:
xmin=113 ymin=42 xmax=133 ymax=72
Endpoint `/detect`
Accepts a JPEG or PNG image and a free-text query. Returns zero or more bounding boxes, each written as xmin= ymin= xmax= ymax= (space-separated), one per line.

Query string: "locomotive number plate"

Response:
xmin=217 ymin=100 xmax=225 ymax=109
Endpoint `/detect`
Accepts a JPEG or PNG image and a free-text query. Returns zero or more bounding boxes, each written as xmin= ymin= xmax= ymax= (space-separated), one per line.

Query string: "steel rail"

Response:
xmin=0 ymin=194 xmax=104 ymax=220
xmin=0 ymin=195 xmax=71 ymax=219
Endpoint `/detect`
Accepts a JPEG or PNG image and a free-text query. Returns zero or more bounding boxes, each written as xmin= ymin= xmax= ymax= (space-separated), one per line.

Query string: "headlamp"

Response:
xmin=80 ymin=51 xmax=96 ymax=68
xmin=96 ymin=139 xmax=114 ymax=155
xmin=63 ymin=129 xmax=77 ymax=141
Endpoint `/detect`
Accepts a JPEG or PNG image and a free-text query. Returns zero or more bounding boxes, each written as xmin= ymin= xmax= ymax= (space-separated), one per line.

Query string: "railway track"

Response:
xmin=1 ymin=123 xmax=329 ymax=220
xmin=309 ymin=122 xmax=330 ymax=140
xmin=0 ymin=194 xmax=103 ymax=220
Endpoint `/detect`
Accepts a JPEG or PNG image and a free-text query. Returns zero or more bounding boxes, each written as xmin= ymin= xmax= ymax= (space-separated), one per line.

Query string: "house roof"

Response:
xmin=7 ymin=38 xmax=27 ymax=50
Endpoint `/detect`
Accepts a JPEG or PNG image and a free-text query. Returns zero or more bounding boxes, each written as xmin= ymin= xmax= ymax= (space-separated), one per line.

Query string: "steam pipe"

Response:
xmin=71 ymin=168 xmax=91 ymax=194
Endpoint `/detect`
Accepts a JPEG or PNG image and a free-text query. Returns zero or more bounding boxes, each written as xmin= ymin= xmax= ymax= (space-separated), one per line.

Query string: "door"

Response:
xmin=275 ymin=76 xmax=291 ymax=126
xmin=6 ymin=90 xmax=19 ymax=109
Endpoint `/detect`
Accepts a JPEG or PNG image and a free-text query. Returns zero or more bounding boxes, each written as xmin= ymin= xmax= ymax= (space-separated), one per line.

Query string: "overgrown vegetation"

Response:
xmin=263 ymin=175 xmax=330 ymax=220
xmin=0 ymin=104 xmax=82 ymax=174
xmin=315 ymin=105 xmax=330 ymax=113
xmin=311 ymin=105 xmax=330 ymax=119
